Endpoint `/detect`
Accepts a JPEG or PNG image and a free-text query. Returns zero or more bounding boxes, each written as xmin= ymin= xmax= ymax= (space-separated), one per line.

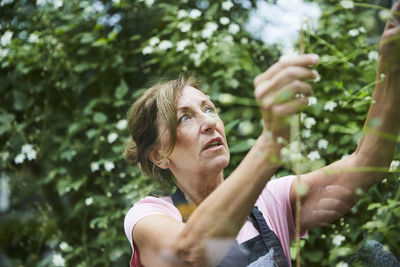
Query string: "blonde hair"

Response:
xmin=123 ymin=74 xmax=200 ymax=188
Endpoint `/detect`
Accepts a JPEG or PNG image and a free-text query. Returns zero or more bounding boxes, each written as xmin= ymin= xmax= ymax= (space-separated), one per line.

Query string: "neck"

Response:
xmin=176 ymin=171 xmax=224 ymax=205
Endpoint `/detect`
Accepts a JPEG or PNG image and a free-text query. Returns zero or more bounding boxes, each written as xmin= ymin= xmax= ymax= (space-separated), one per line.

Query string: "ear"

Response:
xmin=147 ymin=147 xmax=169 ymax=169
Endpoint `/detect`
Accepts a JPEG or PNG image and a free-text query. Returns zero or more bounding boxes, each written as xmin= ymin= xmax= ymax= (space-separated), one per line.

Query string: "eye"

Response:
xmin=204 ymin=106 xmax=215 ymax=114
xmin=179 ymin=114 xmax=190 ymax=123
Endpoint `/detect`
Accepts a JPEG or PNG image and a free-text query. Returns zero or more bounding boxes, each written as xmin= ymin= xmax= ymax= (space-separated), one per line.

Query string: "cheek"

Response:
xmin=175 ymin=130 xmax=196 ymax=151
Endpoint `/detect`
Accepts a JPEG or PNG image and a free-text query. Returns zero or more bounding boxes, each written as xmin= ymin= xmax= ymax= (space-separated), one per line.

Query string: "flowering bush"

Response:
xmin=0 ymin=0 xmax=399 ymax=266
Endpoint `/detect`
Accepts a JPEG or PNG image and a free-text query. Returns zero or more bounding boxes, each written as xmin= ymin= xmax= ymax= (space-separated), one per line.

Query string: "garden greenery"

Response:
xmin=0 ymin=0 xmax=399 ymax=266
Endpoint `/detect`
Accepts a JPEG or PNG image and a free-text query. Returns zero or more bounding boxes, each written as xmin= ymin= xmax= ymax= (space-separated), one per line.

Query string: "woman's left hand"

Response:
xmin=253 ymin=54 xmax=319 ymax=142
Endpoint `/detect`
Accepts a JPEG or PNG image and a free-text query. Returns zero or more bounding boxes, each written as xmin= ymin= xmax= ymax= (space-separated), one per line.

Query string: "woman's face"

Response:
xmin=165 ymin=85 xmax=230 ymax=179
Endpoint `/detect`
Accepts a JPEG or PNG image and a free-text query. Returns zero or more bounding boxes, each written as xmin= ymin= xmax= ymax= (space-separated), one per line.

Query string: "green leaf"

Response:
xmin=115 ymin=79 xmax=129 ymax=99
xmin=93 ymin=112 xmax=107 ymax=124
xmin=229 ymin=139 xmax=256 ymax=153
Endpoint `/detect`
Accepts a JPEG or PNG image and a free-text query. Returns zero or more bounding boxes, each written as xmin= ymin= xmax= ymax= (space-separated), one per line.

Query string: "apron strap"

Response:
xmin=249 ymin=206 xmax=290 ymax=267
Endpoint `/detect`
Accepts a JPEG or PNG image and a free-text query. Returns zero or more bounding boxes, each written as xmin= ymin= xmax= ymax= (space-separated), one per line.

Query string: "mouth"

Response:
xmin=202 ymin=137 xmax=224 ymax=151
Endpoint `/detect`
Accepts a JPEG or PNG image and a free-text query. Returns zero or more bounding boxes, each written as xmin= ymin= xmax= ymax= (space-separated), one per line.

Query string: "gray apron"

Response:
xmin=172 ymin=188 xmax=290 ymax=267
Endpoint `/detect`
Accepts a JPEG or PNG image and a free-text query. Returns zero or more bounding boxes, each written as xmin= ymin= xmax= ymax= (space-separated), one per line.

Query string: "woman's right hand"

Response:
xmin=253 ymin=54 xmax=319 ymax=144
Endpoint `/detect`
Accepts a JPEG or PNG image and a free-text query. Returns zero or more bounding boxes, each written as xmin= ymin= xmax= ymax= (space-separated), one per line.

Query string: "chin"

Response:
xmin=213 ymin=155 xmax=230 ymax=170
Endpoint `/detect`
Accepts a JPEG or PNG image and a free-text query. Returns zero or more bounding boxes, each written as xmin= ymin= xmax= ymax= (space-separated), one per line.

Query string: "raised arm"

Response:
xmin=132 ymin=55 xmax=318 ymax=266
xmin=291 ymin=1 xmax=400 ymax=231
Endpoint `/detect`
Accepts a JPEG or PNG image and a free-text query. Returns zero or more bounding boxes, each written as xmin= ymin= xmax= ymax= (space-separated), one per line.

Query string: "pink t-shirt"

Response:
xmin=124 ymin=175 xmax=300 ymax=267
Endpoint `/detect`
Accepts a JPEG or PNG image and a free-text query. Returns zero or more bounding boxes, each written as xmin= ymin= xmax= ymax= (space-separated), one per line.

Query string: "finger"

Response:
xmin=384 ymin=1 xmax=400 ymax=30
xmin=255 ymin=66 xmax=317 ymax=99
xmin=271 ymin=97 xmax=308 ymax=116
xmin=254 ymin=54 xmax=319 ymax=85
xmin=383 ymin=24 xmax=400 ymax=40
xmin=260 ymin=81 xmax=312 ymax=109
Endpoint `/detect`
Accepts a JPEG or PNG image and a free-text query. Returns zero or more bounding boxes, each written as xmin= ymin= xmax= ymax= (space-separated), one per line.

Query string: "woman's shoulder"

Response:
xmin=126 ymin=195 xmax=182 ymax=222
xmin=124 ymin=195 xmax=182 ymax=244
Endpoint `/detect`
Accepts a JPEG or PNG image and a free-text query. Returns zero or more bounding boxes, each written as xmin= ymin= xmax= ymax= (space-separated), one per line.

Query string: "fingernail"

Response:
xmin=311 ymin=54 xmax=319 ymax=64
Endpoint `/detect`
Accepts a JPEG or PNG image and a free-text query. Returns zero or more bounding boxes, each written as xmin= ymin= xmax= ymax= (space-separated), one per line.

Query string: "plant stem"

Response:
xmin=295 ymin=25 xmax=305 ymax=267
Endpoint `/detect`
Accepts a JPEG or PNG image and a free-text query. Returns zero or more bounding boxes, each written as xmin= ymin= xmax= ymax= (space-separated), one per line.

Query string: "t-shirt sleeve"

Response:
xmin=265 ymin=175 xmax=307 ymax=241
xmin=124 ymin=196 xmax=182 ymax=250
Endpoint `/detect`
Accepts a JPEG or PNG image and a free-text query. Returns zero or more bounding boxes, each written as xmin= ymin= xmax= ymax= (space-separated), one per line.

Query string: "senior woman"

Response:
xmin=124 ymin=3 xmax=400 ymax=266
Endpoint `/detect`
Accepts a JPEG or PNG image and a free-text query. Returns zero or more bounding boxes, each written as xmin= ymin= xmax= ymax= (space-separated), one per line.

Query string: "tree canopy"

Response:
xmin=0 ymin=0 xmax=399 ymax=266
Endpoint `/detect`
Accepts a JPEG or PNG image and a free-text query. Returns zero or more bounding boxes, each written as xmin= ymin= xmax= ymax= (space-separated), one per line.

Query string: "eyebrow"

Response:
xmin=177 ymin=99 xmax=214 ymax=111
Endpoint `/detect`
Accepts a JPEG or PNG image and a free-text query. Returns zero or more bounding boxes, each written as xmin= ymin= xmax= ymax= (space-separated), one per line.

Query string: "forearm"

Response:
xmin=353 ymin=65 xmax=400 ymax=186
xmin=176 ymin=133 xmax=280 ymax=248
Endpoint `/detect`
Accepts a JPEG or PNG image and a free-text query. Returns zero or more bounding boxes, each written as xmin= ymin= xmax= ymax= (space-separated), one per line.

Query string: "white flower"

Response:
xmin=178 ymin=22 xmax=191 ymax=33
xmin=21 ymin=144 xmax=33 ymax=154
xmin=26 ymin=150 xmax=37 ymax=161
xmin=318 ymin=139 xmax=329 ymax=149
xmin=196 ymin=42 xmax=207 ymax=54
xmin=144 ymin=0 xmax=154 ymax=7
xmin=358 ymin=26 xmax=366 ymax=33
xmin=176 ymin=40 xmax=190 ymax=52
xmin=304 ymin=117 xmax=316 ymax=129
xmin=52 ymin=254 xmax=65 ymax=266
xmin=1 ymin=30 xmax=13 ymax=46
xmin=107 ymin=132 xmax=118 ymax=143
xmin=142 ymin=46 xmax=153 ymax=55
xmin=223 ymin=35 xmax=233 ymax=43
xmin=92 ymin=1 xmax=104 ymax=12
xmin=28 ymin=33 xmax=39 ymax=43
xmin=332 ymin=234 xmax=345 ymax=246
xmin=177 ymin=9 xmax=188 ymax=19
xmin=116 ymin=119 xmax=127 ymax=130
xmin=220 ymin=17 xmax=230 ymax=25
xmin=1 ymin=0 xmax=14 ymax=5
xmin=368 ymin=50 xmax=379 ymax=61
xmin=14 ymin=153 xmax=25 ymax=164
xmin=390 ymin=160 xmax=400 ymax=171
xmin=190 ymin=52 xmax=201 ymax=66
xmin=336 ymin=262 xmax=349 ymax=267
xmin=104 ymin=161 xmax=115 ymax=171
xmin=228 ymin=23 xmax=240 ymax=34
xmin=202 ymin=28 xmax=213 ymax=39
xmin=189 ymin=9 xmax=201 ymax=19
xmin=307 ymin=150 xmax=320 ymax=161
xmin=308 ymin=96 xmax=317 ymax=106
xmin=206 ymin=22 xmax=218 ymax=31
xmin=0 ymin=48 xmax=9 ymax=58
xmin=149 ymin=36 xmax=160 ymax=46
xmin=348 ymin=29 xmax=359 ymax=37
xmin=59 ymin=242 xmax=69 ymax=251
xmin=90 ymin=162 xmax=100 ymax=172
xmin=324 ymin=101 xmax=338 ymax=112
xmin=36 ymin=0 xmax=47 ymax=6
xmin=158 ymin=40 xmax=173 ymax=50
xmin=108 ymin=13 xmax=122 ymax=26
xmin=302 ymin=129 xmax=311 ymax=138
xmin=85 ymin=197 xmax=94 ymax=206
xmin=53 ymin=0 xmax=63 ymax=8
xmin=202 ymin=22 xmax=219 ymax=39
xmin=222 ymin=0 xmax=234 ymax=11
xmin=340 ymin=0 xmax=354 ymax=9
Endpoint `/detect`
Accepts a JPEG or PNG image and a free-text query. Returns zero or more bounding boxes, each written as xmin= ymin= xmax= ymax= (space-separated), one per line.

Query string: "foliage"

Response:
xmin=0 ymin=0 xmax=399 ymax=266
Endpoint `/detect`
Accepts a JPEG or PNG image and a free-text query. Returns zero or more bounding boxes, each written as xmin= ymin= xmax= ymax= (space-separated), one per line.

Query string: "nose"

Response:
xmin=200 ymin=114 xmax=217 ymax=133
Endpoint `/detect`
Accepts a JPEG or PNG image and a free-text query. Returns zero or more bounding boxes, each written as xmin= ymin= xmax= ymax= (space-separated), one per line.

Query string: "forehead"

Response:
xmin=177 ymin=85 xmax=211 ymax=108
